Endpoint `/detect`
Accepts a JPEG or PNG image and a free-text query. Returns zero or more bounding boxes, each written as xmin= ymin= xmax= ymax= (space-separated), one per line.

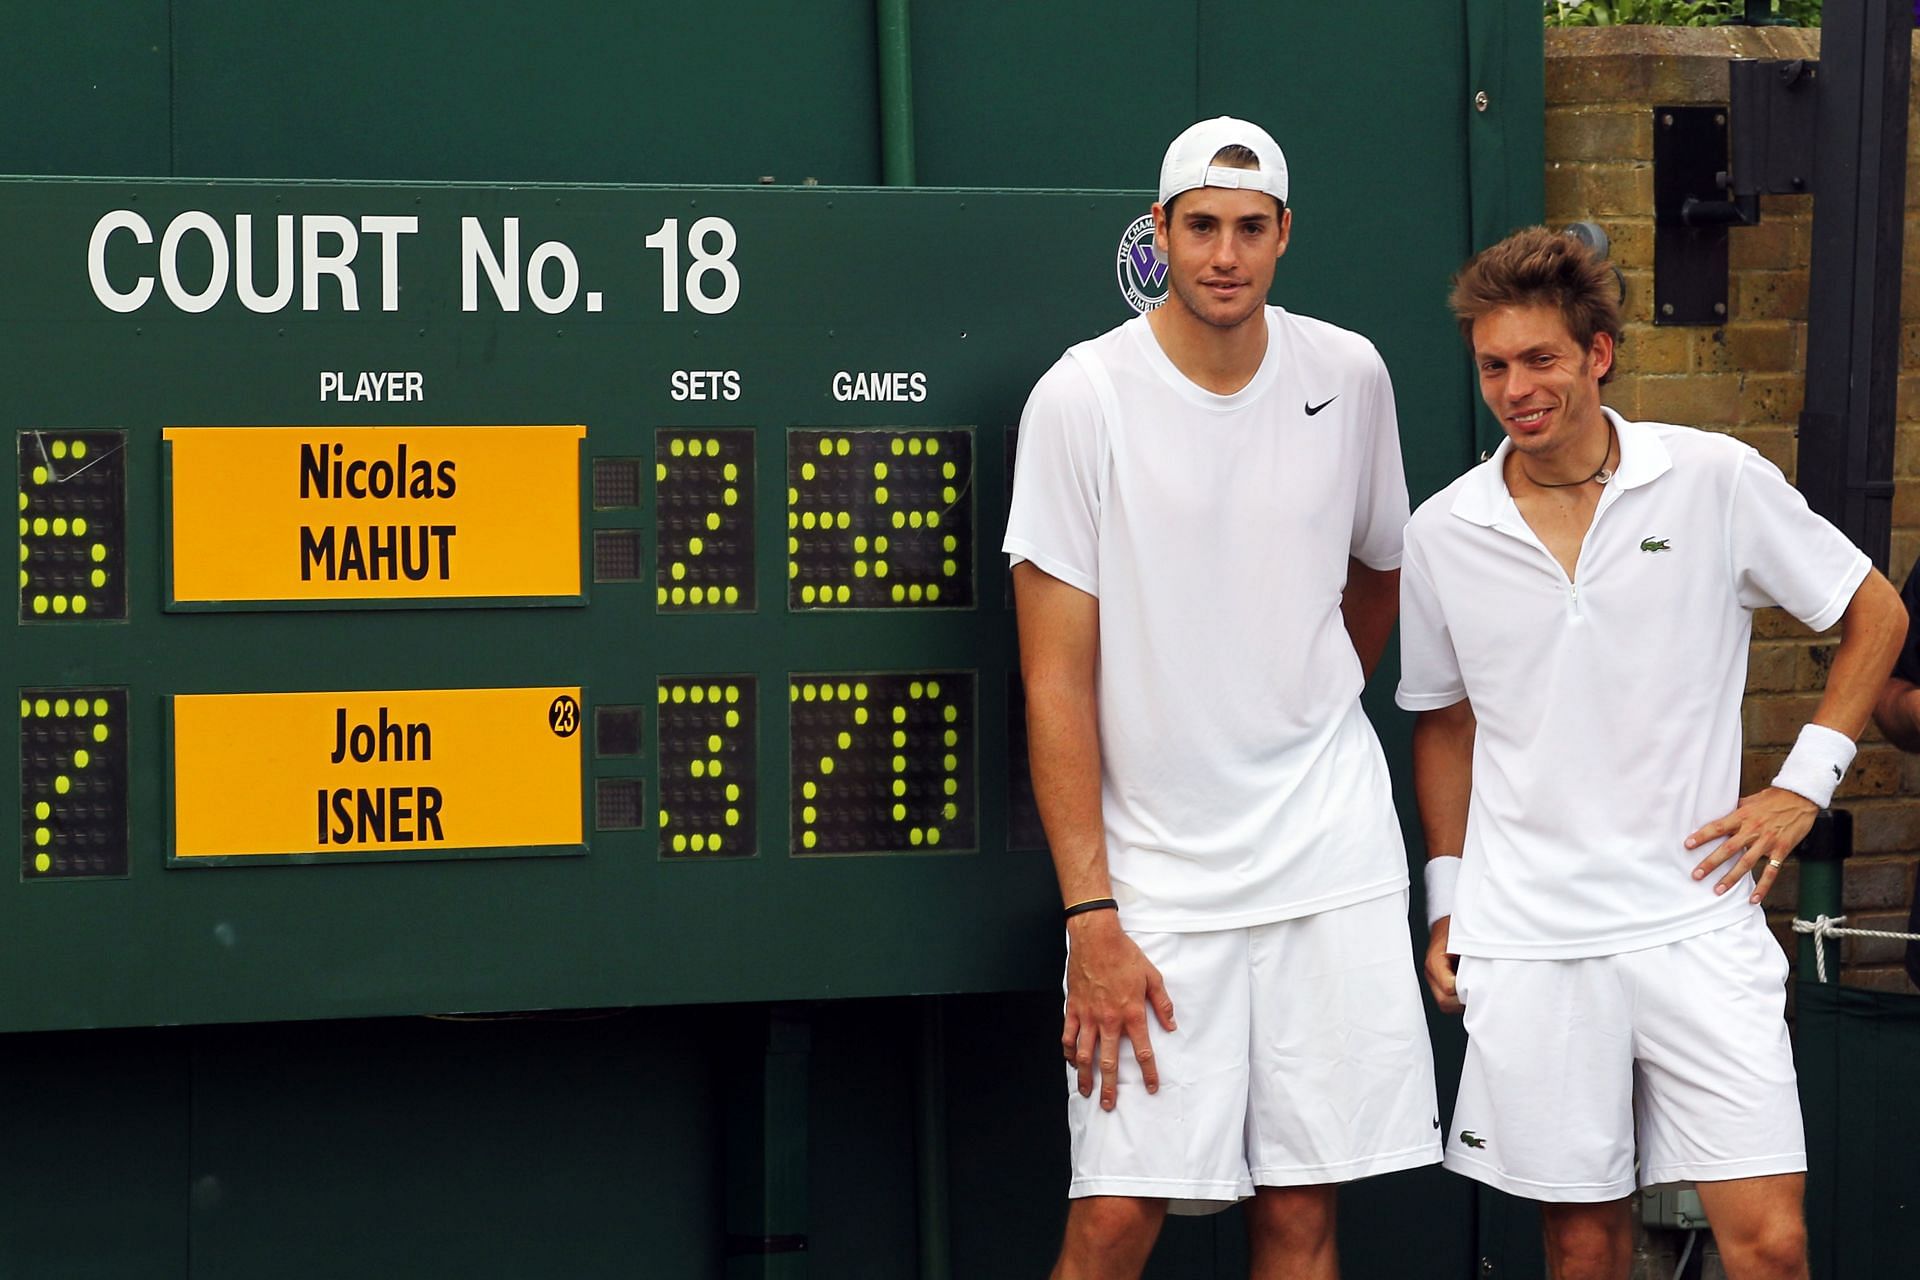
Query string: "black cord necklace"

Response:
xmin=1520 ymin=422 xmax=1615 ymax=489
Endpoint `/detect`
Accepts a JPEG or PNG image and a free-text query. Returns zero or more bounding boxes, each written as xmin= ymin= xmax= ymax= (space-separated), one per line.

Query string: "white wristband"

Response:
xmin=1424 ymin=855 xmax=1462 ymax=928
xmin=1770 ymin=723 xmax=1856 ymax=810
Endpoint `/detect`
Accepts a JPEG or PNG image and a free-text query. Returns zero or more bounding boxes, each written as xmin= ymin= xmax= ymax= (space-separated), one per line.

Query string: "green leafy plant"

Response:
xmin=1544 ymin=0 xmax=1822 ymax=25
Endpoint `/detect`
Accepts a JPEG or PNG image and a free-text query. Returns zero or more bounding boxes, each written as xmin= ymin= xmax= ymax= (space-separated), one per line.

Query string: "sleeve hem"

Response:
xmin=1004 ymin=541 xmax=1099 ymax=599
xmin=1800 ymin=552 xmax=1872 ymax=634
xmin=1395 ymin=688 xmax=1468 ymax=712
xmin=1355 ymin=551 xmax=1404 ymax=572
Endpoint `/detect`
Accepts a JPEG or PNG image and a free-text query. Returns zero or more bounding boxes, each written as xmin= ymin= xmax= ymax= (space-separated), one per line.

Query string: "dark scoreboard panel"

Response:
xmin=0 ymin=179 xmax=1176 ymax=1032
xmin=787 ymin=429 xmax=974 ymax=611
xmin=656 ymin=429 xmax=753 ymax=612
xmin=788 ymin=672 xmax=977 ymax=856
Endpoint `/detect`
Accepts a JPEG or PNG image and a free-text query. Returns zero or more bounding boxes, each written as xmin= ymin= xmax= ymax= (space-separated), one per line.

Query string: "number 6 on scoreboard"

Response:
xmin=642 ymin=216 xmax=740 ymax=315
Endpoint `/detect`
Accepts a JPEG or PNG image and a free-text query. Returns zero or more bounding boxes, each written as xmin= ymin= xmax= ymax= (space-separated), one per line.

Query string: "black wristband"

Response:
xmin=1062 ymin=897 xmax=1118 ymax=921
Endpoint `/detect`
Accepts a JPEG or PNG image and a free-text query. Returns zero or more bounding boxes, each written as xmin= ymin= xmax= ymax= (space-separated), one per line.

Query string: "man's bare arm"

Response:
xmin=1342 ymin=560 xmax=1400 ymax=683
xmin=1872 ymin=675 xmax=1920 ymax=752
xmin=1412 ymin=699 xmax=1475 ymax=1015
xmin=1014 ymin=562 xmax=1175 ymax=1110
xmin=1688 ymin=569 xmax=1909 ymax=901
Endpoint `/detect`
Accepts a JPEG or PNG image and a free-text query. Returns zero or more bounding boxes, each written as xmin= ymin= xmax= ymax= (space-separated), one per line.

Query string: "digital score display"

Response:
xmin=655 ymin=429 xmax=754 ymax=612
xmin=657 ymin=676 xmax=755 ymax=857
xmin=787 ymin=429 xmax=973 ymax=610
xmin=20 ymin=688 xmax=128 ymax=879
xmin=18 ymin=431 xmax=127 ymax=622
xmin=788 ymin=672 xmax=976 ymax=855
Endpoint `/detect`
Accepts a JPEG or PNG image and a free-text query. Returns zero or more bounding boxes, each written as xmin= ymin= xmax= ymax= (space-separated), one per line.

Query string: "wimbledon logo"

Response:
xmin=1115 ymin=214 xmax=1168 ymax=314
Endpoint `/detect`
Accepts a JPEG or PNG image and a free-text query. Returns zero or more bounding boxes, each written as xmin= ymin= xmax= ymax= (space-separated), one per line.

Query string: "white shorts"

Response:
xmin=1447 ymin=911 xmax=1805 ymax=1202
xmin=1066 ymin=891 xmax=1442 ymax=1212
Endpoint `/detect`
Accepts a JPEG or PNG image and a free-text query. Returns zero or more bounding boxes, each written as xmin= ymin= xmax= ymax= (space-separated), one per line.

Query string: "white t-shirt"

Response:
xmin=1397 ymin=410 xmax=1871 ymax=959
xmin=1004 ymin=307 xmax=1412 ymax=932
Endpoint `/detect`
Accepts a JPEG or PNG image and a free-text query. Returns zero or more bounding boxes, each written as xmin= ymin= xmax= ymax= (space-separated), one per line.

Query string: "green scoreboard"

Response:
xmin=0 ymin=179 xmax=1183 ymax=1032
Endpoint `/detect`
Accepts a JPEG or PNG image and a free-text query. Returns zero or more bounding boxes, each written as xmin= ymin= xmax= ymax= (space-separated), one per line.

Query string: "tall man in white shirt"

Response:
xmin=1399 ymin=227 xmax=1906 ymax=1280
xmin=1006 ymin=116 xmax=1441 ymax=1280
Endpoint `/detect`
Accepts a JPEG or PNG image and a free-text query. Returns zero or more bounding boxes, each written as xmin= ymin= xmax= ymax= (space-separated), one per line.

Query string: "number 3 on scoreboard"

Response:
xmin=643 ymin=216 xmax=740 ymax=315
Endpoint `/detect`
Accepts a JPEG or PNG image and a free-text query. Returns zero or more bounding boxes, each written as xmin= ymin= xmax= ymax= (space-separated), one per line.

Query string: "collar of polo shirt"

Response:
xmin=1450 ymin=408 xmax=1673 ymax=530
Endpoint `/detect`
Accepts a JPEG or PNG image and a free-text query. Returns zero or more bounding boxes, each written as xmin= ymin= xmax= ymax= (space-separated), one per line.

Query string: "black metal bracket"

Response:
xmin=1651 ymin=59 xmax=1819 ymax=325
xmin=1654 ymin=105 xmax=1733 ymax=325
xmin=1729 ymin=58 xmax=1819 ymax=201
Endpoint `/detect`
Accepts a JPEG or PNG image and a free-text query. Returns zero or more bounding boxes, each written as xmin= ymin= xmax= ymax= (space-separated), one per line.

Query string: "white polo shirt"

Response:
xmin=1005 ymin=307 xmax=1411 ymax=932
xmin=1397 ymin=410 xmax=1869 ymax=959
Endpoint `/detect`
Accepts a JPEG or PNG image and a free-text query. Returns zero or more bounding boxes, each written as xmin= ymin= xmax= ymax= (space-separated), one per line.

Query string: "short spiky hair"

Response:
xmin=1450 ymin=227 xmax=1622 ymax=383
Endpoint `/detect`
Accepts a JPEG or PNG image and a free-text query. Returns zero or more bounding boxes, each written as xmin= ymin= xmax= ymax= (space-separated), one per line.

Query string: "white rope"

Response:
xmin=1791 ymin=914 xmax=1920 ymax=984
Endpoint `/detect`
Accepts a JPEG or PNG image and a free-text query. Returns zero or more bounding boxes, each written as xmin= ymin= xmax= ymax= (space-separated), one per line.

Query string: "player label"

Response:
xmin=171 ymin=686 xmax=583 ymax=860
xmin=163 ymin=424 xmax=584 ymax=606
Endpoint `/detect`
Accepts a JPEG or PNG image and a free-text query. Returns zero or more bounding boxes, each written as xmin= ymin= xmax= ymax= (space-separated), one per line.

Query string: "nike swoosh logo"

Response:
xmin=1305 ymin=396 xmax=1338 ymax=416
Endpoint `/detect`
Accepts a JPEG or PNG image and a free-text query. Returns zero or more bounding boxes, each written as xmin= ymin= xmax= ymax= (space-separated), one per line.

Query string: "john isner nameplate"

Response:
xmin=163 ymin=424 xmax=586 ymax=608
xmin=170 ymin=687 xmax=585 ymax=863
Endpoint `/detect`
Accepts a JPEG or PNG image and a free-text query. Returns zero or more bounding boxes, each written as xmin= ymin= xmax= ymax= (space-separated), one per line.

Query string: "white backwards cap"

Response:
xmin=1156 ymin=116 xmax=1289 ymax=208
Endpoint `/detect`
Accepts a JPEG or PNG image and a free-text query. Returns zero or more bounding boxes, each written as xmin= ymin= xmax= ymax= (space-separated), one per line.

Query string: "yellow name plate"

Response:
xmin=164 ymin=425 xmax=585 ymax=605
xmin=172 ymin=687 xmax=584 ymax=861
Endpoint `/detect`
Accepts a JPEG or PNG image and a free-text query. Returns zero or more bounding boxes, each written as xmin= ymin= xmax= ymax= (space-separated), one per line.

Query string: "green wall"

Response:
xmin=3 ymin=0 xmax=1543 ymax=495
xmin=0 ymin=3 xmax=1542 ymax=1275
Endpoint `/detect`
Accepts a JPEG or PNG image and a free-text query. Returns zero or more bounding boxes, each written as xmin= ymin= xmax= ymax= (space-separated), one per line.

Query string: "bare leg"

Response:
xmin=1244 ymin=1185 xmax=1338 ymax=1280
xmin=1540 ymin=1199 xmax=1633 ymax=1280
xmin=1694 ymin=1174 xmax=1807 ymax=1280
xmin=1052 ymin=1195 xmax=1168 ymax=1280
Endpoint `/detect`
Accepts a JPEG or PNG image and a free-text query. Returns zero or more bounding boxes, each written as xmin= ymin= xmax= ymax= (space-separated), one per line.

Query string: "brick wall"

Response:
xmin=1545 ymin=26 xmax=1920 ymax=992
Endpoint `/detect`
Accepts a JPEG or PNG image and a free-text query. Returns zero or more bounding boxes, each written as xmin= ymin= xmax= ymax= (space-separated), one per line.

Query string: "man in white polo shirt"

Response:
xmin=1006 ymin=116 xmax=1440 ymax=1279
xmin=1399 ymin=226 xmax=1907 ymax=1280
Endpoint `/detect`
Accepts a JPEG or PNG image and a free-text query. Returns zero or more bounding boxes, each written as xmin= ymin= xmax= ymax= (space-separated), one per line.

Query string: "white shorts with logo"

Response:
xmin=1066 ymin=891 xmax=1442 ymax=1211
xmin=1447 ymin=911 xmax=1805 ymax=1202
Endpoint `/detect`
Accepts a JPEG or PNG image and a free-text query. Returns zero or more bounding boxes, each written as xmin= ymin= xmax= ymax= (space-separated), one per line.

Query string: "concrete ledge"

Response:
xmin=1547 ymin=26 xmax=1821 ymax=105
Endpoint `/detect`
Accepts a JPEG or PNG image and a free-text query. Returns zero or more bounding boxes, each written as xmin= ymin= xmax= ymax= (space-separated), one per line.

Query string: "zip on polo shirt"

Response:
xmin=1501 ymin=473 xmax=1632 ymax=622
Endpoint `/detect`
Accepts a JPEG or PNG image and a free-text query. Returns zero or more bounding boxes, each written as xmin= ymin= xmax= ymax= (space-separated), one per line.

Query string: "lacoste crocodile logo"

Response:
xmin=1459 ymin=1131 xmax=1487 ymax=1149
xmin=1640 ymin=538 xmax=1671 ymax=553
